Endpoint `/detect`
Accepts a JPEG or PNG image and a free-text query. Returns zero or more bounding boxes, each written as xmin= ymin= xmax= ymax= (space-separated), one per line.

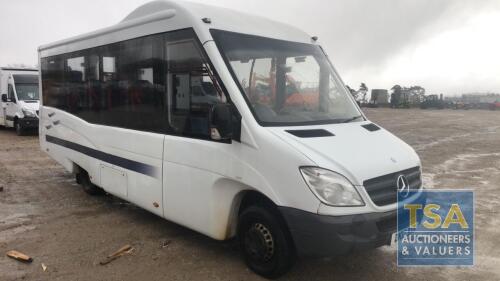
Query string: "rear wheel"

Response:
xmin=238 ymin=205 xmax=295 ymax=279
xmin=76 ymin=170 xmax=103 ymax=196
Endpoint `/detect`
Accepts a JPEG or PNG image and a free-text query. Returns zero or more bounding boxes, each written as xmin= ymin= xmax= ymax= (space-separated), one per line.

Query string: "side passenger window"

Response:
xmin=41 ymin=56 xmax=65 ymax=109
xmin=166 ymin=33 xmax=227 ymax=138
xmin=66 ymin=55 xmax=85 ymax=114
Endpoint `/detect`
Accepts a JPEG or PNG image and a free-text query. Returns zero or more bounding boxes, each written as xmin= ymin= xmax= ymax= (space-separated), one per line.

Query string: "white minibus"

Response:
xmin=0 ymin=67 xmax=40 ymax=135
xmin=39 ymin=0 xmax=424 ymax=278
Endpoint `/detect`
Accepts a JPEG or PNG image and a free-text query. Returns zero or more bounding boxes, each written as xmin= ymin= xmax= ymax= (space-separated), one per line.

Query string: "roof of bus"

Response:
xmin=38 ymin=0 xmax=314 ymax=58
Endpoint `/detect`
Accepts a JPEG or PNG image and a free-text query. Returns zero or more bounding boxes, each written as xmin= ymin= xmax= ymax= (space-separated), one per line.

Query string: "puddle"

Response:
xmin=422 ymin=173 xmax=436 ymax=188
xmin=0 ymin=225 xmax=37 ymax=243
xmin=414 ymin=133 xmax=471 ymax=151
xmin=0 ymin=203 xmax=37 ymax=243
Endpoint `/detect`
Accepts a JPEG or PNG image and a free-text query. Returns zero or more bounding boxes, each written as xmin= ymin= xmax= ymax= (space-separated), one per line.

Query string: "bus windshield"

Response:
xmin=13 ymin=74 xmax=39 ymax=101
xmin=15 ymin=84 xmax=39 ymax=101
xmin=211 ymin=30 xmax=362 ymax=126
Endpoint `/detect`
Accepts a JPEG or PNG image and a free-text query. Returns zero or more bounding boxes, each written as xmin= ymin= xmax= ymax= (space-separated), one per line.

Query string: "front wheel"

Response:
xmin=238 ymin=206 xmax=295 ymax=279
xmin=15 ymin=121 xmax=24 ymax=136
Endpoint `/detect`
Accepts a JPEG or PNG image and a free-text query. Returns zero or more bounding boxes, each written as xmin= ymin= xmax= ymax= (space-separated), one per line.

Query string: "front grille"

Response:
xmin=363 ymin=166 xmax=421 ymax=206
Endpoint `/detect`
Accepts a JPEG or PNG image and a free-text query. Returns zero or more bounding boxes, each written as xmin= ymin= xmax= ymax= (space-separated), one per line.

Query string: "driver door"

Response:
xmin=162 ymin=30 xmax=231 ymax=234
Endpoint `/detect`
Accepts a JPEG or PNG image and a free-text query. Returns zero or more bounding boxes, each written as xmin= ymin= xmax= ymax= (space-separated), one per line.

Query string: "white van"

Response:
xmin=0 ymin=67 xmax=40 ymax=135
xmin=39 ymin=1 xmax=423 ymax=278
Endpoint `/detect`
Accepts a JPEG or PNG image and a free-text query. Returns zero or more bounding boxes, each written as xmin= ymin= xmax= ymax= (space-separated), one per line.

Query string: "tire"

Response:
xmin=76 ymin=170 xmax=103 ymax=196
xmin=238 ymin=205 xmax=295 ymax=279
xmin=15 ymin=121 xmax=24 ymax=136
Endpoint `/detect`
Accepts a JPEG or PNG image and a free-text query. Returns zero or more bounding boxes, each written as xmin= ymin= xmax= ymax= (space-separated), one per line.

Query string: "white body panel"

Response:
xmin=39 ymin=0 xmax=421 ymax=240
xmin=40 ymin=109 xmax=164 ymax=217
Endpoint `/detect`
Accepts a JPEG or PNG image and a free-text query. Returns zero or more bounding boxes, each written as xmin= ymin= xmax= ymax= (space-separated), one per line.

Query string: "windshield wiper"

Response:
xmin=341 ymin=115 xmax=363 ymax=123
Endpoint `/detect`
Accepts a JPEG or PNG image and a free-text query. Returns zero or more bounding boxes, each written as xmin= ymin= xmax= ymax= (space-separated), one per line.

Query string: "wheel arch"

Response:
xmin=222 ymin=187 xmax=283 ymax=240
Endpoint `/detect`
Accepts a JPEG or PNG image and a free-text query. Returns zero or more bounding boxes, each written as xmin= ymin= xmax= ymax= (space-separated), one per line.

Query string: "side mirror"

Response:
xmin=209 ymin=103 xmax=234 ymax=141
xmin=1 ymin=94 xmax=7 ymax=102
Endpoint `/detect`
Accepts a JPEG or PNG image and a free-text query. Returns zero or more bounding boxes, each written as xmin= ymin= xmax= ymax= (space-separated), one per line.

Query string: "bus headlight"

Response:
xmin=300 ymin=167 xmax=364 ymax=206
xmin=22 ymin=109 xmax=36 ymax=118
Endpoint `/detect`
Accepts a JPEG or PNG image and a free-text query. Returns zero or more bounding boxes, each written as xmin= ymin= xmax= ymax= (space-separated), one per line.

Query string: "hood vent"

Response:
xmin=362 ymin=123 xmax=381 ymax=132
xmin=286 ymin=129 xmax=334 ymax=138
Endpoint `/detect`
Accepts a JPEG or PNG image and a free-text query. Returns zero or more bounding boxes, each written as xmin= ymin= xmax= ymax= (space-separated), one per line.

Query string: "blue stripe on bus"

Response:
xmin=45 ymin=135 xmax=159 ymax=178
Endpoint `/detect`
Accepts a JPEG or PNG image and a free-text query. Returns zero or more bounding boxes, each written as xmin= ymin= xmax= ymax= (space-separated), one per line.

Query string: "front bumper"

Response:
xmin=279 ymin=190 xmax=427 ymax=258
xmin=19 ymin=117 xmax=39 ymax=129
xmin=279 ymin=207 xmax=396 ymax=257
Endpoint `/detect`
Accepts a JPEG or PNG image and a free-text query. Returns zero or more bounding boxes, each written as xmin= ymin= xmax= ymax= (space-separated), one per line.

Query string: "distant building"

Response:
xmin=446 ymin=93 xmax=500 ymax=104
xmin=370 ymin=89 xmax=389 ymax=105
xmin=407 ymin=91 xmax=422 ymax=105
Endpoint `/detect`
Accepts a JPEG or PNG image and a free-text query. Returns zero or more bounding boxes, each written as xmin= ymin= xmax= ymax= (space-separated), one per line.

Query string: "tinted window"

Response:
xmin=166 ymin=30 xmax=227 ymax=138
xmin=65 ymin=55 xmax=86 ymax=115
xmin=117 ymin=35 xmax=165 ymax=131
xmin=42 ymin=36 xmax=167 ymax=134
xmin=95 ymin=43 xmax=120 ymax=126
xmin=13 ymin=74 xmax=38 ymax=84
xmin=41 ymin=28 xmax=227 ymax=138
xmin=84 ymin=52 xmax=101 ymax=124
xmin=41 ymin=56 xmax=65 ymax=108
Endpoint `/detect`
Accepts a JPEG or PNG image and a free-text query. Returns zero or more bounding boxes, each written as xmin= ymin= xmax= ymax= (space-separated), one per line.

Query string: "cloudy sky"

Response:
xmin=1 ymin=0 xmax=499 ymax=96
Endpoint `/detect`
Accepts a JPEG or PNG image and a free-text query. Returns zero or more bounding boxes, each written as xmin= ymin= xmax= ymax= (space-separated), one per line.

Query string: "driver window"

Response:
xmin=8 ymin=84 xmax=15 ymax=101
xmin=166 ymin=30 xmax=226 ymax=139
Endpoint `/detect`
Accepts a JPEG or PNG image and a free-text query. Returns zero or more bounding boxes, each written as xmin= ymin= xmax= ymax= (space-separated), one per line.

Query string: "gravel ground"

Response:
xmin=0 ymin=108 xmax=499 ymax=281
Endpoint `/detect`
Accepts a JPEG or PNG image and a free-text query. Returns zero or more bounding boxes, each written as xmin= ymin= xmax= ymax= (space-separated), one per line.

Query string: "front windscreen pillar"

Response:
xmin=275 ymin=56 xmax=287 ymax=111
xmin=319 ymin=62 xmax=330 ymax=112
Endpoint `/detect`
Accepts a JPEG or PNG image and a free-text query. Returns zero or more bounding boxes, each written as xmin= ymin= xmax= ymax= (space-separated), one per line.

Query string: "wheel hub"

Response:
xmin=244 ymin=223 xmax=274 ymax=262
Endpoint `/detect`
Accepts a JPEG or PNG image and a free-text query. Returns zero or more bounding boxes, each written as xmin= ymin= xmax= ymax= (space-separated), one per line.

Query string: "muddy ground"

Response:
xmin=0 ymin=108 xmax=499 ymax=281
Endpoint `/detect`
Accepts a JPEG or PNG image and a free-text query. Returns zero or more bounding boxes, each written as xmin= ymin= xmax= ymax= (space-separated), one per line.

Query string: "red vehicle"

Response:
xmin=490 ymin=101 xmax=500 ymax=110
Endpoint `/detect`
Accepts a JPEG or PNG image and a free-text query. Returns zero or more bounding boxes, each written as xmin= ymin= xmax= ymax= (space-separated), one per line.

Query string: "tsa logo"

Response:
xmin=397 ymin=190 xmax=474 ymax=266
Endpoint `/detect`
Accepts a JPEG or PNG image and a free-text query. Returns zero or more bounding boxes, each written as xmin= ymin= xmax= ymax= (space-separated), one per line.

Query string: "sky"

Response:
xmin=0 ymin=0 xmax=499 ymax=96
